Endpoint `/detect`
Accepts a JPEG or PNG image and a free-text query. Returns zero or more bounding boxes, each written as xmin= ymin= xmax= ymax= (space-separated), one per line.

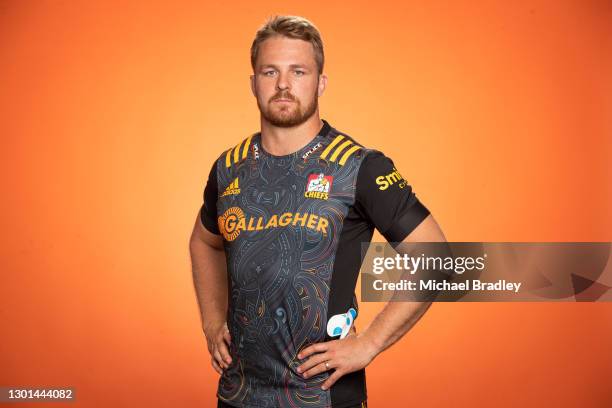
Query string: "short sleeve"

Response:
xmin=354 ymin=150 xmax=430 ymax=242
xmin=199 ymin=161 xmax=220 ymax=235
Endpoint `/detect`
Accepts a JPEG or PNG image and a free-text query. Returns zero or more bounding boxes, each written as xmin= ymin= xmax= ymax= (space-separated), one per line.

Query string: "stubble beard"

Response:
xmin=258 ymin=89 xmax=318 ymax=128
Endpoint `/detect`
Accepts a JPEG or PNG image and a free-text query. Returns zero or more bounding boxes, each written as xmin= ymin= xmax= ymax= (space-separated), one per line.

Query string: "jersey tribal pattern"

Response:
xmin=200 ymin=120 xmax=430 ymax=408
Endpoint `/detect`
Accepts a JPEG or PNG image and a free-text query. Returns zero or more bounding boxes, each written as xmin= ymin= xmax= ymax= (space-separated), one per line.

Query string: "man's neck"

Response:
xmin=260 ymin=114 xmax=323 ymax=156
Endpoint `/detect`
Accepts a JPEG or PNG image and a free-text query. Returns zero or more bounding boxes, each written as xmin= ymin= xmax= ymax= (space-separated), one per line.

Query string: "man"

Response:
xmin=189 ymin=15 xmax=446 ymax=408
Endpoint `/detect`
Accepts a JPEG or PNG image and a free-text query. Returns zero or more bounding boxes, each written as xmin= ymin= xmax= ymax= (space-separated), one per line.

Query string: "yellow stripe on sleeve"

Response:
xmin=320 ymin=135 xmax=345 ymax=160
xmin=232 ymin=141 xmax=242 ymax=164
xmin=329 ymin=140 xmax=353 ymax=162
xmin=338 ymin=145 xmax=361 ymax=165
xmin=241 ymin=136 xmax=252 ymax=160
xmin=225 ymin=148 xmax=232 ymax=168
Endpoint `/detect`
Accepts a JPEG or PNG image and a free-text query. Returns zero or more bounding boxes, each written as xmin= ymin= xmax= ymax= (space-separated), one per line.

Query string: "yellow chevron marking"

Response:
xmin=241 ymin=136 xmax=252 ymax=160
xmin=232 ymin=141 xmax=242 ymax=164
xmin=320 ymin=135 xmax=345 ymax=160
xmin=338 ymin=145 xmax=361 ymax=165
xmin=225 ymin=148 xmax=232 ymax=168
xmin=329 ymin=140 xmax=353 ymax=162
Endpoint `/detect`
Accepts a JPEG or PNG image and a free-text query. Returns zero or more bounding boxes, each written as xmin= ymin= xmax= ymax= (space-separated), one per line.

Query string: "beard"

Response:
xmin=257 ymin=89 xmax=318 ymax=128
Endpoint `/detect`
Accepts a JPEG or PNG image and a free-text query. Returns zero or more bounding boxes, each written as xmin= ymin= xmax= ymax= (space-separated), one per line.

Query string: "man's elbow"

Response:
xmin=404 ymin=214 xmax=447 ymax=243
xmin=190 ymin=215 xmax=225 ymax=252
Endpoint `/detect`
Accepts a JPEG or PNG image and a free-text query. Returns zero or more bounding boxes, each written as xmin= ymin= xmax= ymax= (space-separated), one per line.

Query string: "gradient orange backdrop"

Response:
xmin=1 ymin=1 xmax=611 ymax=407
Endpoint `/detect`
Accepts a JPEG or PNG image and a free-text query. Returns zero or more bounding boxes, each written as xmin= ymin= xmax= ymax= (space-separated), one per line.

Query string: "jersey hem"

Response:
xmin=331 ymin=395 xmax=368 ymax=408
xmin=216 ymin=394 xmax=367 ymax=408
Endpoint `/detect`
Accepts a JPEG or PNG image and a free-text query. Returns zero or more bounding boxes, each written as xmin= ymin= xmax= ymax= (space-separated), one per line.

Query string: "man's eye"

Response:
xmin=295 ymin=70 xmax=305 ymax=76
xmin=264 ymin=71 xmax=276 ymax=76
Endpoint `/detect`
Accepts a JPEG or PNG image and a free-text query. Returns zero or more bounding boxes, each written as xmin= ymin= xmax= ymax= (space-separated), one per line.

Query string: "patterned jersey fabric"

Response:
xmin=200 ymin=119 xmax=430 ymax=408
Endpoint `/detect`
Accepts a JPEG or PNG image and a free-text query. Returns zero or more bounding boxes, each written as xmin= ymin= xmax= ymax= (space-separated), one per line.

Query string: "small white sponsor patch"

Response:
xmin=327 ymin=307 xmax=357 ymax=339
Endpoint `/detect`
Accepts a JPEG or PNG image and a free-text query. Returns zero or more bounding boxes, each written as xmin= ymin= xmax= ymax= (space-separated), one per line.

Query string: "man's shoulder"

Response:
xmin=320 ymin=123 xmax=380 ymax=167
xmin=211 ymin=133 xmax=258 ymax=171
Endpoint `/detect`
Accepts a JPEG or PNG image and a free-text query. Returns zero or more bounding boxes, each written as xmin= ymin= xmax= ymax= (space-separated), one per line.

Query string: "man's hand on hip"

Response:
xmin=296 ymin=331 xmax=379 ymax=390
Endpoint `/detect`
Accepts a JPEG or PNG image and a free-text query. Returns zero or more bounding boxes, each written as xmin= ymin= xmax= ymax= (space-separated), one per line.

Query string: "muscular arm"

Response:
xmin=359 ymin=214 xmax=447 ymax=357
xmin=189 ymin=210 xmax=232 ymax=372
xmin=297 ymin=214 xmax=447 ymax=389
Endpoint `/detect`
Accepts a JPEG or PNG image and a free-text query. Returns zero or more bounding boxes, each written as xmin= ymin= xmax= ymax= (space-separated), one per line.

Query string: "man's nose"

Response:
xmin=276 ymin=71 xmax=290 ymax=91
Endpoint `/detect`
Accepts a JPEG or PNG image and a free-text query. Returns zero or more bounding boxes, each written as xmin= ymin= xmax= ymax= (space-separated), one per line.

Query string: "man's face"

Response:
xmin=251 ymin=36 xmax=327 ymax=127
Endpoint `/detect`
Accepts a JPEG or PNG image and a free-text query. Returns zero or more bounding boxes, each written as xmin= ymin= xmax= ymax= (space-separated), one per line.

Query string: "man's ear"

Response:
xmin=317 ymin=74 xmax=328 ymax=97
xmin=249 ymin=74 xmax=256 ymax=97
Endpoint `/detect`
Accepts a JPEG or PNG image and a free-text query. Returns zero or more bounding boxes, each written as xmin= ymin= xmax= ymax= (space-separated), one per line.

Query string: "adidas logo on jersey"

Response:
xmin=305 ymin=173 xmax=333 ymax=200
xmin=221 ymin=177 xmax=240 ymax=197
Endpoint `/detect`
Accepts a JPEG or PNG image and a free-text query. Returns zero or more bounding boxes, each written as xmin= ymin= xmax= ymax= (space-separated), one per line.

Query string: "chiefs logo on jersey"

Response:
xmin=305 ymin=173 xmax=333 ymax=200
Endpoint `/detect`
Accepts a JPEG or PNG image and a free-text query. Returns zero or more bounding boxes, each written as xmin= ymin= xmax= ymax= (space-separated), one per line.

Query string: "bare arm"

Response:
xmin=297 ymin=214 xmax=447 ymax=389
xmin=359 ymin=214 xmax=447 ymax=357
xmin=189 ymin=210 xmax=232 ymax=373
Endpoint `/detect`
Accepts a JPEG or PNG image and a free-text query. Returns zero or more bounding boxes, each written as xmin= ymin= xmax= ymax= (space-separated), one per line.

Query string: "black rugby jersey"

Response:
xmin=199 ymin=119 xmax=430 ymax=408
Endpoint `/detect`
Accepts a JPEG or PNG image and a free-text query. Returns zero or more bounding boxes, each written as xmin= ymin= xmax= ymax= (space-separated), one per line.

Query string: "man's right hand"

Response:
xmin=204 ymin=322 xmax=233 ymax=375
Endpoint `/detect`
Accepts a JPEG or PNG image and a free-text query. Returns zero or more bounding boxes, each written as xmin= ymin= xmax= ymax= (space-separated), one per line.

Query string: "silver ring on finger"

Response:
xmin=325 ymin=361 xmax=330 ymax=370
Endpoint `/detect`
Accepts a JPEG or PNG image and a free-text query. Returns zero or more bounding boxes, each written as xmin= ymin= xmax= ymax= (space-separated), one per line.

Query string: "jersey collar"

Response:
xmin=252 ymin=119 xmax=333 ymax=161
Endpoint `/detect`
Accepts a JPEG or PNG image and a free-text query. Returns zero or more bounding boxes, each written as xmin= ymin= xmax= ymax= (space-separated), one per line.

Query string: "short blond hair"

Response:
xmin=251 ymin=15 xmax=325 ymax=74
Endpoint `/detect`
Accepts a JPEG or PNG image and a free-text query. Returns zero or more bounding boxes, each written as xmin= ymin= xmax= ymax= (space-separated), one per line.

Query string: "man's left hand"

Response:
xmin=296 ymin=332 xmax=379 ymax=390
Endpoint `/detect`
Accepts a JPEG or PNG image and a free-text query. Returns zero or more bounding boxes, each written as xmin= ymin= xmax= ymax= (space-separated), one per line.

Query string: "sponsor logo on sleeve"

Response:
xmin=375 ymin=167 xmax=407 ymax=190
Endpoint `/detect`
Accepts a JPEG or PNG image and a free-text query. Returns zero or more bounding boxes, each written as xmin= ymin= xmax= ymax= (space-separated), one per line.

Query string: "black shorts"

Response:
xmin=217 ymin=399 xmax=368 ymax=408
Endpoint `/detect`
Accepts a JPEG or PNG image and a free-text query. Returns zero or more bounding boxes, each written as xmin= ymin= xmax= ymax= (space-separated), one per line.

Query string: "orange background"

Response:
xmin=1 ymin=1 xmax=611 ymax=407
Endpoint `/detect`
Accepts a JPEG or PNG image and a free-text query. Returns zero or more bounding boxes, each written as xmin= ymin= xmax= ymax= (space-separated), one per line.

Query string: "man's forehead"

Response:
xmin=256 ymin=36 xmax=317 ymax=67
